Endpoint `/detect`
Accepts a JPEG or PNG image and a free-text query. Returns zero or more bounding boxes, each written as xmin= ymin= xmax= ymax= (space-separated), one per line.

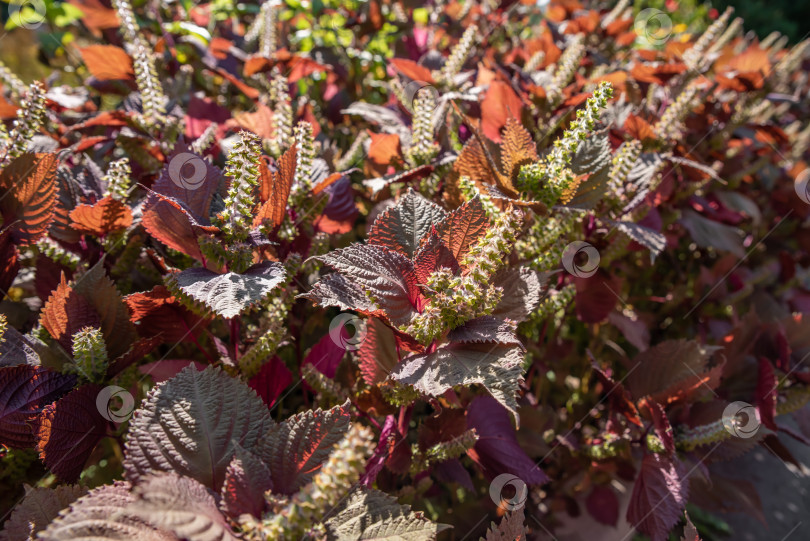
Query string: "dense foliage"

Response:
xmin=0 ymin=0 xmax=809 ymax=539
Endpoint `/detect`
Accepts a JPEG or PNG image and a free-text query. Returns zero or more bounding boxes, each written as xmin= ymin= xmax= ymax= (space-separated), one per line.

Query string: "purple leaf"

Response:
xmin=466 ymin=395 xmax=548 ymax=485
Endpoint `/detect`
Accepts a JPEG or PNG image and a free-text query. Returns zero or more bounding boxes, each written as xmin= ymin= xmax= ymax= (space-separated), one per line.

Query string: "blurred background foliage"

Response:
xmin=0 ymin=0 xmax=808 ymax=87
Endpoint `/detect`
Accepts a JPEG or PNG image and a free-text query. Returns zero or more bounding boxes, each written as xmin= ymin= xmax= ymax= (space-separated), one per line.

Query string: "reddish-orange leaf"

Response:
xmin=481 ymin=80 xmax=523 ymax=143
xmin=367 ymin=132 xmax=402 ymax=167
xmin=0 ymin=153 xmax=59 ymax=246
xmin=80 ymin=45 xmax=134 ymax=82
xmin=630 ymin=63 xmax=687 ymax=85
xmin=228 ymin=104 xmax=274 ymax=140
xmin=624 ymin=113 xmax=656 ymax=143
xmin=501 ymin=118 xmax=538 ymax=183
xmin=67 ymin=0 xmax=119 ymax=33
xmin=40 ymin=274 xmax=101 ymax=352
xmin=69 ymin=196 xmax=133 ymax=237
xmin=0 ymin=230 xmax=19 ymax=294
xmin=254 ymin=143 xmax=297 ymax=228
xmin=389 ymin=58 xmax=434 ymax=84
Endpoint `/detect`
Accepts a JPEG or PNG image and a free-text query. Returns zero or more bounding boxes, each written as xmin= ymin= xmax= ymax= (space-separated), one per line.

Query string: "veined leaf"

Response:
xmin=69 ymin=196 xmax=133 ymax=237
xmin=0 ymin=365 xmax=76 ymax=448
xmin=390 ymin=343 xmax=525 ymax=419
xmin=570 ymin=130 xmax=611 ymax=175
xmin=37 ymin=384 xmax=108 ymax=482
xmin=491 ymin=267 xmax=548 ymax=321
xmin=0 ymin=484 xmax=87 ymax=541
xmin=448 ymin=316 xmax=523 ymax=347
xmin=38 ymin=482 xmax=172 ymax=541
xmin=368 ymin=188 xmax=447 ymax=258
xmin=357 ymin=317 xmax=399 ymax=385
xmin=256 ymin=402 xmax=351 ymax=494
xmin=625 ymin=339 xmax=722 ymax=405
xmin=413 ymin=232 xmax=459 ymax=284
xmin=142 ymin=191 xmax=218 ymax=262
xmin=324 ymin=487 xmax=449 ymax=540
xmin=433 ymin=197 xmax=488 ymax=263
xmin=130 ymin=473 xmax=238 ymax=541
xmin=481 ymin=508 xmax=526 ymax=541
xmin=316 ymin=244 xmax=421 ymax=326
xmin=220 ymin=446 xmax=273 ymax=519
xmin=0 ymin=153 xmax=59 ymax=245
xmin=72 ymin=261 xmax=139 ymax=360
xmin=501 ymin=118 xmax=538 ymax=183
xmin=626 ymin=454 xmax=689 ymax=541
xmin=299 ymin=272 xmax=384 ymax=316
xmin=166 ymin=261 xmax=286 ymax=319
xmin=611 ymin=220 xmax=666 ymax=258
xmin=124 ymin=365 xmax=274 ymax=491
xmin=255 ymin=143 xmax=296 ymax=228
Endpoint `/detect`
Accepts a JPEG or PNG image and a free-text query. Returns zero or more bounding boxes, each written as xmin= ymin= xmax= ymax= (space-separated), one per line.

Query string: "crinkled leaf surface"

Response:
xmin=299 ymin=272 xmax=383 ymax=316
xmin=369 ymin=188 xmax=447 ymax=258
xmin=413 ymin=231 xmax=460 ymax=284
xmin=390 ymin=343 xmax=525 ymax=418
xmin=0 ymin=484 xmax=87 ymax=541
xmin=434 ymin=197 xmax=488 ymax=264
xmin=124 ymin=366 xmax=274 ymax=491
xmin=570 ymin=130 xmax=611 ymax=176
xmin=166 ymin=261 xmax=286 ymax=319
xmin=482 ymin=508 xmax=526 ymax=541
xmin=316 ymin=244 xmax=421 ymax=326
xmin=492 ymin=267 xmax=548 ymax=321
xmin=448 ymin=316 xmax=523 ymax=347
xmin=325 ymin=487 xmax=448 ymax=541
xmin=38 ymin=481 xmax=175 ymax=541
xmin=69 ymin=196 xmax=132 ymax=237
xmin=130 ymin=473 xmax=238 ymax=541
xmin=256 ymin=402 xmax=351 ymax=494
